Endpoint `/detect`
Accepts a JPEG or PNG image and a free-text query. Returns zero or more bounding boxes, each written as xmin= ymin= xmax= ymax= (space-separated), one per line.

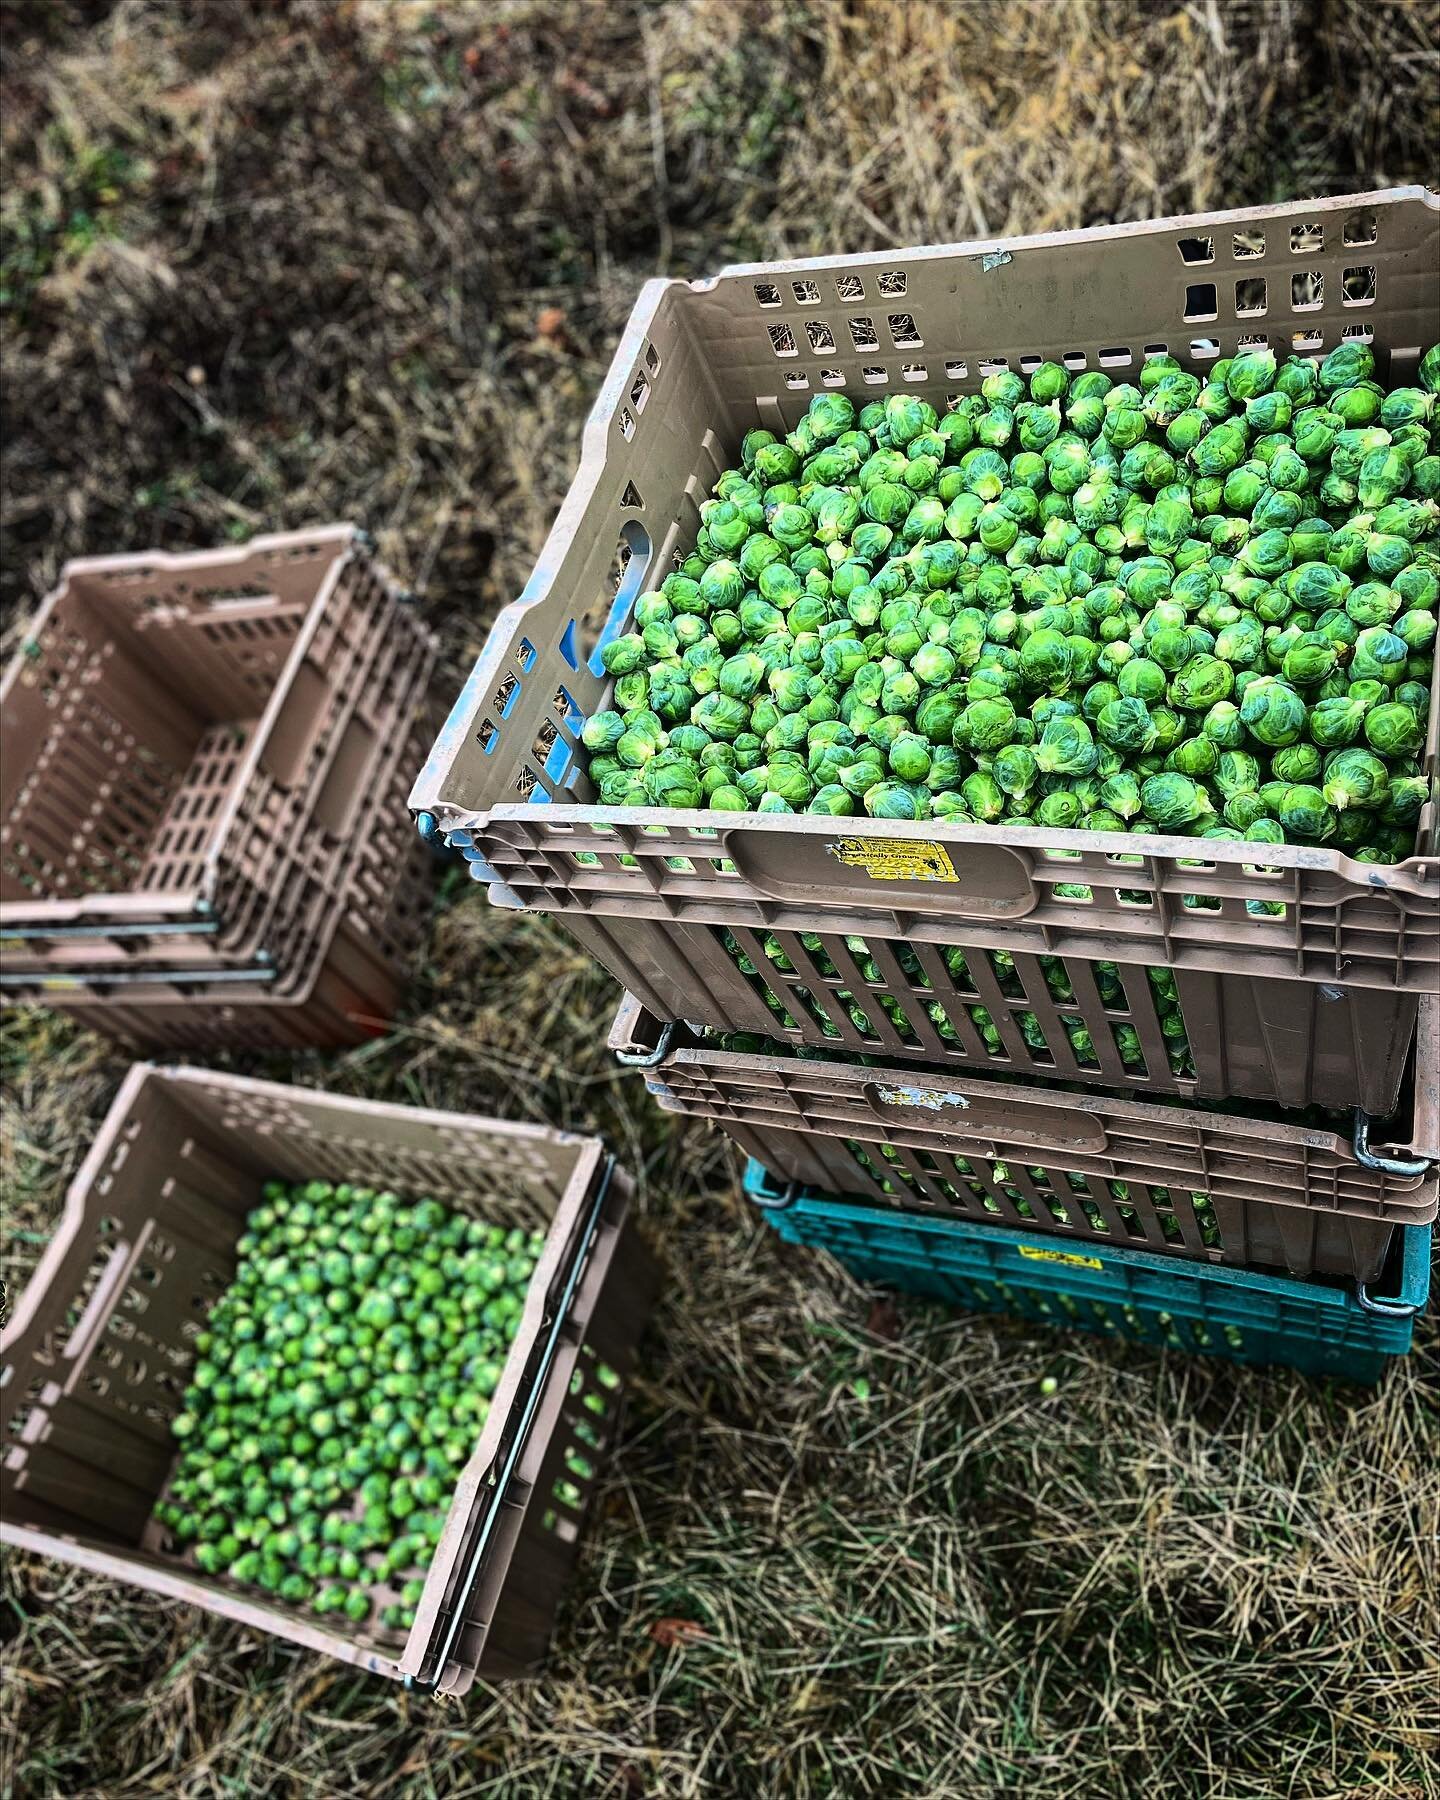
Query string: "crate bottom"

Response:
xmin=743 ymin=1163 xmax=1428 ymax=1385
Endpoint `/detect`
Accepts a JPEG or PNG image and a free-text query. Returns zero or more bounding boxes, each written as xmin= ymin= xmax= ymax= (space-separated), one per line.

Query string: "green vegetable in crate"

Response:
xmin=158 ymin=1180 xmax=546 ymax=1635
xmin=579 ymin=351 xmax=1439 ymax=858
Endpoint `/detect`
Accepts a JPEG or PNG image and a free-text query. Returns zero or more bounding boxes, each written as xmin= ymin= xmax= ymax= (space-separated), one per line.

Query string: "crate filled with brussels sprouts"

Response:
xmin=414 ymin=189 xmax=1440 ymax=1116
xmin=0 ymin=1067 xmax=657 ymax=1693
xmin=610 ymin=994 xmax=1439 ymax=1281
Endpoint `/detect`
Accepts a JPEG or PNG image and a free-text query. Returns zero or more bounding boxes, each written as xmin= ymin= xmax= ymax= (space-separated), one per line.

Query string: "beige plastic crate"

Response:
xmin=0 ymin=1067 xmax=658 ymax=1691
xmin=611 ymin=994 xmax=1440 ymax=1282
xmin=413 ymin=188 xmax=1440 ymax=1116
xmin=2 ymin=526 xmax=432 ymax=975
xmin=4 ymin=695 xmax=442 ymax=1051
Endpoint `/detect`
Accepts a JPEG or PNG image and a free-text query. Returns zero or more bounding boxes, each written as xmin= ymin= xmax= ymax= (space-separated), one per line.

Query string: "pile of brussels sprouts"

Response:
xmin=158 ymin=1179 xmax=545 ymax=1634
xmin=583 ymin=340 xmax=1439 ymax=857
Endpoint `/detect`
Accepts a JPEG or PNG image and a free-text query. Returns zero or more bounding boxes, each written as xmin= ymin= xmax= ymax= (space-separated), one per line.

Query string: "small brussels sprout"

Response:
xmin=1271 ymin=741 xmax=1323 ymax=785
xmin=1318 ymin=341 xmax=1376 ymax=393
xmin=1350 ymin=625 xmax=1409 ymax=686
xmin=807 ymin=784 xmax=856 ymax=816
xmin=1280 ymin=632 xmax=1340 ymax=688
xmin=1140 ymin=773 xmax=1215 ymax=831
xmin=1035 ymin=789 xmax=1083 ymax=830
xmin=958 ymin=696 xmax=1018 ymax=753
xmin=960 ymin=770 xmax=1006 ymax=822
xmin=863 ymin=781 xmax=931 ymax=820
xmin=1239 ymin=676 xmax=1308 ymax=747
xmin=1033 ymin=715 xmax=1099 ymax=777
xmin=1276 ymin=783 xmax=1337 ymax=841
xmin=1165 ymin=736 xmax=1218 ymax=780
xmin=1363 ymin=701 xmax=1425 ymax=758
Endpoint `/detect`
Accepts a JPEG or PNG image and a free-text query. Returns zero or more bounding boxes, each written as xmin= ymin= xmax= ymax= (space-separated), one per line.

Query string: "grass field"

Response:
xmin=3 ymin=3 xmax=1439 ymax=1795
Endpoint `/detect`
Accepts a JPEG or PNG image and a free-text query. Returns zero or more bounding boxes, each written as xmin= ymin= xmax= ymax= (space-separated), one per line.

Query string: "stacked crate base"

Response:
xmin=0 ymin=1067 xmax=659 ymax=1692
xmin=1 ymin=527 xmax=441 ymax=1049
xmin=742 ymin=1163 xmax=1430 ymax=1385
xmin=412 ymin=188 xmax=1440 ymax=1117
xmin=611 ymin=997 xmax=1439 ymax=1282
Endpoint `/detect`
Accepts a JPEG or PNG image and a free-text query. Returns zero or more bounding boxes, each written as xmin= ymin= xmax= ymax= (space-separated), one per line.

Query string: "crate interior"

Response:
xmin=0 ymin=1074 xmax=606 ymax=1660
xmin=0 ymin=538 xmax=353 ymax=904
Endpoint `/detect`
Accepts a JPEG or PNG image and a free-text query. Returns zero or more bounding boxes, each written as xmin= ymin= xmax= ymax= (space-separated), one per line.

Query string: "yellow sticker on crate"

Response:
xmin=1017 ymin=1245 xmax=1104 ymax=1271
xmin=826 ymin=837 xmax=958 ymax=882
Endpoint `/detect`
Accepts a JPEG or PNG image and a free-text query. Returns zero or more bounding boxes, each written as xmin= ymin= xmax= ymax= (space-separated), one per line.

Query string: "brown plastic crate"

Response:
xmin=610 ymin=994 xmax=1440 ymax=1282
xmin=413 ymin=188 xmax=1440 ymax=1117
xmin=5 ymin=697 xmax=442 ymax=1051
xmin=1 ymin=525 xmax=432 ymax=972
xmin=0 ymin=1066 xmax=659 ymax=1692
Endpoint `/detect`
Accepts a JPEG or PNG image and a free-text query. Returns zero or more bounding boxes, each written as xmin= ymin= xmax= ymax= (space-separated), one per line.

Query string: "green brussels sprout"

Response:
xmin=707 ymin=783 xmax=751 ymax=811
xmin=1094 ymin=696 xmax=1156 ymax=754
xmin=1239 ymin=676 xmax=1308 ymax=747
xmin=1321 ymin=746 xmax=1391 ymax=812
xmin=909 ymin=643 xmax=956 ymax=688
xmin=807 ymin=784 xmax=856 ymax=815
xmin=1318 ymin=341 xmax=1376 ymax=393
xmin=1201 ymin=701 xmax=1245 ymax=748
xmin=641 ymin=760 xmax=704 ymax=807
xmin=701 ymin=559 xmax=750 ymax=610
xmin=1307 ymin=694 xmax=1368 ymax=748
xmin=925 ymin=744 xmax=965 ymax=793
xmin=960 ymin=770 xmax=1005 ymax=822
xmin=1280 ymin=632 xmax=1340 ymax=688
xmin=1035 ymin=789 xmax=1082 ymax=830
xmin=863 ymin=781 xmax=931 ymax=820
xmin=1140 ymin=772 xmax=1215 ymax=831
xmin=958 ymin=696 xmax=1018 ymax=752
xmin=581 ymin=710 xmax=627 ymax=755
xmin=742 ymin=428 xmax=779 ymax=470
xmin=1214 ymin=749 xmax=1263 ymax=799
xmin=1222 ymin=791 xmax=1272 ymax=831
xmin=1363 ymin=701 xmax=1425 ymax=758
xmin=1018 ymin=630 xmax=1076 ymax=694
xmin=883 ymin=393 xmax=938 ymax=445
xmin=887 ymin=732 xmax=932 ymax=783
xmin=839 ymin=757 xmax=887 ymax=798
xmin=991 ymin=743 xmax=1039 ymax=799
xmin=598 ymin=770 xmax=646 ymax=805
xmin=851 ymin=522 xmax=896 ymax=565
xmin=691 ymin=692 xmax=751 ymax=741
xmin=1165 ymin=736 xmax=1218 ymax=780
xmin=1271 ymin=741 xmax=1323 ymax=784
xmin=1350 ymin=625 xmax=1409 ymax=686
xmin=1033 ymin=715 xmax=1099 ymax=777
xmin=1276 ymin=783 xmax=1337 ymax=841
xmin=1168 ymin=653 xmax=1233 ymax=712
xmin=1380 ymin=774 xmax=1429 ymax=827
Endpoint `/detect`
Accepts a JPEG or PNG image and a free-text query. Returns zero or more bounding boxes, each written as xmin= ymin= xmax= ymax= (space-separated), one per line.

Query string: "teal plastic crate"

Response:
xmin=742 ymin=1161 xmax=1431 ymax=1384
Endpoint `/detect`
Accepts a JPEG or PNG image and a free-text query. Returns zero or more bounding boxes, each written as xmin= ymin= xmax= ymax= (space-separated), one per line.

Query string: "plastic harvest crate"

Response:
xmin=4 ymin=698 xmax=443 ymax=1052
xmin=741 ymin=1162 xmax=1430 ymax=1385
xmin=611 ymin=994 xmax=1440 ymax=1282
xmin=1 ymin=525 xmax=430 ymax=978
xmin=411 ymin=187 xmax=1440 ymax=1119
xmin=0 ymin=1067 xmax=659 ymax=1693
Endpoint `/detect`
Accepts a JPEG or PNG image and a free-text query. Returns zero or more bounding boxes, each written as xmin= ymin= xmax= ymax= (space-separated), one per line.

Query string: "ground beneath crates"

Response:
xmin=3 ymin=2 xmax=1438 ymax=1796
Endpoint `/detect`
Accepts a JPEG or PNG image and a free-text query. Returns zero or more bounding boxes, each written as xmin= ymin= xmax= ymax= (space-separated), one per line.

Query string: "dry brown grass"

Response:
xmin=2 ymin=2 xmax=1439 ymax=1795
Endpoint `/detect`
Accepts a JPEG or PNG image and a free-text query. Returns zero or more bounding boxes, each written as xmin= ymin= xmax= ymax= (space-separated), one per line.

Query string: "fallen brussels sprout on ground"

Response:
xmin=578 ymin=347 xmax=1439 ymax=860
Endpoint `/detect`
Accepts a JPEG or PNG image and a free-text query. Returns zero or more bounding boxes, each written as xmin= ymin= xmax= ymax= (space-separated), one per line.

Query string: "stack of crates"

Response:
xmin=411 ymin=188 xmax=1440 ymax=1381
xmin=1 ymin=525 xmax=440 ymax=1050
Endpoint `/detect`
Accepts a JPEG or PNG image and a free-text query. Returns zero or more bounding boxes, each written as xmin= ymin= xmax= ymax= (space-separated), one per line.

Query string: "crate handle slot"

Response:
xmin=862 ymin=1080 xmax=1108 ymax=1151
xmin=60 ymin=1241 xmax=135 ymax=1368
xmin=614 ymin=1020 xmax=677 ymax=1067
xmin=408 ymin=1155 xmax=617 ymax=1695
xmin=1353 ymin=1280 xmax=1420 ymax=1320
xmin=1352 ymin=1109 xmax=1432 ymax=1178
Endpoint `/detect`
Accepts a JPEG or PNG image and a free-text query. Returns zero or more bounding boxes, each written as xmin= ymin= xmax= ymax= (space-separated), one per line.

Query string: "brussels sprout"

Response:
xmin=806 ymin=783 xmax=856 ymax=816
xmin=1223 ymin=791 xmax=1272 ymax=831
xmin=581 ymin=710 xmax=629 ymax=756
xmin=1319 ymin=746 xmax=1390 ymax=813
xmin=1276 ymin=783 xmax=1337 ymax=841
xmin=1270 ymin=741 xmax=1322 ymax=785
xmin=1035 ymin=789 xmax=1082 ymax=830
xmin=864 ymin=781 xmax=930 ymax=820
xmin=960 ymin=770 xmax=1005 ymax=822
xmin=958 ymin=696 xmax=1018 ymax=752
xmin=707 ymin=784 xmax=750 ymax=811
xmin=1363 ymin=701 xmax=1425 ymax=758
xmin=886 ymin=732 xmax=932 ymax=783
xmin=1034 ymin=715 xmax=1099 ymax=776
xmin=1140 ymin=773 xmax=1215 ymax=831
xmin=642 ymin=760 xmax=704 ymax=808
xmin=1239 ymin=676 xmax=1308 ymax=747
xmin=839 ymin=757 xmax=886 ymax=799
xmin=1350 ymin=625 xmax=1409 ymax=686
xmin=1280 ymin=632 xmax=1340 ymax=687
xmin=1319 ymin=341 xmax=1376 ymax=393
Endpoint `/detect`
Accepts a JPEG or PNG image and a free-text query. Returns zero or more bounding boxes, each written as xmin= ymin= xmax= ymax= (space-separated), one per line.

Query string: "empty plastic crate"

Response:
xmin=412 ymin=187 xmax=1440 ymax=1118
xmin=742 ymin=1161 xmax=1430 ymax=1385
xmin=0 ymin=1066 xmax=659 ymax=1692
xmin=3 ymin=696 xmax=442 ymax=1051
xmin=612 ymin=994 xmax=1440 ymax=1281
xmin=2 ymin=525 xmax=432 ymax=980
